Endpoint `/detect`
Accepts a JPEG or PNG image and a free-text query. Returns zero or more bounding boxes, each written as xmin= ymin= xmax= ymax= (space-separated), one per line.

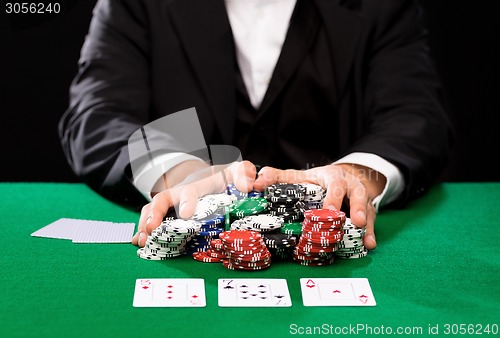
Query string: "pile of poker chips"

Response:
xmin=192 ymin=239 xmax=228 ymax=263
xmin=266 ymin=184 xmax=306 ymax=223
xmin=230 ymin=214 xmax=284 ymax=233
xmin=219 ymin=230 xmax=271 ymax=270
xmin=292 ymin=208 xmax=346 ymax=266
xmin=186 ymin=193 xmax=236 ymax=254
xmin=262 ymin=233 xmax=298 ymax=260
xmin=335 ymin=218 xmax=368 ymax=259
xmin=302 ymin=183 xmax=326 ymax=210
xmin=137 ymin=218 xmax=201 ymax=260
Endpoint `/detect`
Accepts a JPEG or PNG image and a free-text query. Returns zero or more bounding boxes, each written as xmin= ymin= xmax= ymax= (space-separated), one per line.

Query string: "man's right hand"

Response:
xmin=132 ymin=160 xmax=256 ymax=247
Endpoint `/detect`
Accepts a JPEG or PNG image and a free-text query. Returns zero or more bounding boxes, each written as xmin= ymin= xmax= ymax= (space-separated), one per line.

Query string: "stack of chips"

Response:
xmin=137 ymin=219 xmax=201 ymax=260
xmin=262 ymin=233 xmax=298 ymax=260
xmin=293 ymin=208 xmax=346 ymax=266
xmin=219 ymin=230 xmax=271 ymax=270
xmin=302 ymin=183 xmax=326 ymax=210
xmin=335 ymin=218 xmax=368 ymax=259
xmin=266 ymin=184 xmax=306 ymax=223
xmin=230 ymin=214 xmax=283 ymax=233
xmin=192 ymin=239 xmax=228 ymax=263
xmin=187 ymin=193 xmax=236 ymax=254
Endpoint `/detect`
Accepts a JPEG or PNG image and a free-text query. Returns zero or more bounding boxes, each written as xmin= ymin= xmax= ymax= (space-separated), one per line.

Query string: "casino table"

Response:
xmin=1 ymin=182 xmax=499 ymax=337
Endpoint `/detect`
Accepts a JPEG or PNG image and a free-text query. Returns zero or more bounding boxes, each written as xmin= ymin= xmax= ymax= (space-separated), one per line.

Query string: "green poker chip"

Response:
xmin=229 ymin=197 xmax=268 ymax=218
xmin=279 ymin=222 xmax=303 ymax=235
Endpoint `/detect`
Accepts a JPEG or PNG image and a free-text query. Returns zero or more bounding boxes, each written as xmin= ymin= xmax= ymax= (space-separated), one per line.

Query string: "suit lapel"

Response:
xmin=168 ymin=0 xmax=236 ymax=143
xmin=314 ymin=0 xmax=362 ymax=98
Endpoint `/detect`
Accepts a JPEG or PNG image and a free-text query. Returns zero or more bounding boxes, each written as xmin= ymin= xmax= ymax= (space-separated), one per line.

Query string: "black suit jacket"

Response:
xmin=59 ymin=0 xmax=453 ymax=208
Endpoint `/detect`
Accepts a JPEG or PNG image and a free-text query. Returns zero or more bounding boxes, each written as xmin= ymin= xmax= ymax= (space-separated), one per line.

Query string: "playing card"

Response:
xmin=133 ymin=279 xmax=206 ymax=307
xmin=31 ymin=218 xmax=135 ymax=243
xmin=218 ymin=279 xmax=292 ymax=307
xmin=300 ymin=278 xmax=376 ymax=306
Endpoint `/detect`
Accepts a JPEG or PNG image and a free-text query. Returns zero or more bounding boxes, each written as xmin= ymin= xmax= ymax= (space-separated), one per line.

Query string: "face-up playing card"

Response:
xmin=300 ymin=278 xmax=376 ymax=306
xmin=218 ymin=279 xmax=292 ymax=307
xmin=133 ymin=279 xmax=206 ymax=307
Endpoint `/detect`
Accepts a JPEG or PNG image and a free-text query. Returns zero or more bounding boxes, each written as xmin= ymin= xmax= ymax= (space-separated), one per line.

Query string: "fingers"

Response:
xmin=346 ymin=180 xmax=368 ymax=228
xmin=134 ymin=191 xmax=177 ymax=247
xmin=363 ymin=203 xmax=377 ymax=250
xmin=132 ymin=203 xmax=151 ymax=246
xmin=254 ymin=167 xmax=308 ymax=191
xmin=231 ymin=160 xmax=257 ymax=193
xmin=177 ymin=183 xmax=201 ymax=219
xmin=322 ymin=175 xmax=347 ymax=211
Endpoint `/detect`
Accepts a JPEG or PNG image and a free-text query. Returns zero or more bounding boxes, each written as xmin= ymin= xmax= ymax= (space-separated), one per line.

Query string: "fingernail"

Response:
xmin=357 ymin=210 xmax=366 ymax=221
xmin=324 ymin=205 xmax=336 ymax=210
xmin=138 ymin=232 xmax=145 ymax=245
xmin=146 ymin=215 xmax=152 ymax=225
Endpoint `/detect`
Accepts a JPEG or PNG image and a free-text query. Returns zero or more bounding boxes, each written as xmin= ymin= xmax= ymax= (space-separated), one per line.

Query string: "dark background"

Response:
xmin=1 ymin=0 xmax=499 ymax=183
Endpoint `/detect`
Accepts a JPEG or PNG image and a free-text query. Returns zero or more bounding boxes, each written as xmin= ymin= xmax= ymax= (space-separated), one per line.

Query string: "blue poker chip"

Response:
xmin=197 ymin=213 xmax=225 ymax=227
xmin=248 ymin=190 xmax=265 ymax=198
xmin=227 ymin=184 xmax=248 ymax=199
xmin=198 ymin=228 xmax=223 ymax=237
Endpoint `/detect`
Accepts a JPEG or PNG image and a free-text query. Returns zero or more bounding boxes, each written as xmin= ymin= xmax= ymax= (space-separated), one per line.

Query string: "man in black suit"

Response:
xmin=59 ymin=0 xmax=453 ymax=249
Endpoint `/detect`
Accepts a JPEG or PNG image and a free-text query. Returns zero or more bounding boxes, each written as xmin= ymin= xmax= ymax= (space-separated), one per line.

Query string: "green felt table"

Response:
xmin=1 ymin=183 xmax=499 ymax=337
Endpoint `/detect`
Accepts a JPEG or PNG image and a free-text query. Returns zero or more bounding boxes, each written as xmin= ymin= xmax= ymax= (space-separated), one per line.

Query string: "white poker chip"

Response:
xmin=230 ymin=214 xmax=284 ymax=232
xmin=203 ymin=193 xmax=237 ymax=207
xmin=191 ymin=196 xmax=219 ymax=220
xmin=335 ymin=249 xmax=368 ymax=259
xmin=301 ymin=183 xmax=325 ymax=195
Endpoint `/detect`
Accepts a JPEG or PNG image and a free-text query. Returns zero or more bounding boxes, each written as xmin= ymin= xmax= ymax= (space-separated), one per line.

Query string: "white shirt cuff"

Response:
xmin=333 ymin=152 xmax=405 ymax=211
xmin=133 ymin=152 xmax=206 ymax=201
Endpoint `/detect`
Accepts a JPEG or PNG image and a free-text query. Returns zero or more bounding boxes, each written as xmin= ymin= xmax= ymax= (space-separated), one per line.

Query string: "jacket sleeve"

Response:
xmin=343 ymin=0 xmax=454 ymax=206
xmin=58 ymin=0 xmax=150 ymax=208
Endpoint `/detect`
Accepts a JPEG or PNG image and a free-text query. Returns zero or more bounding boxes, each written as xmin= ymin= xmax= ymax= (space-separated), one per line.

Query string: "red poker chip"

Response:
xmin=297 ymin=238 xmax=339 ymax=247
xmin=206 ymin=249 xmax=228 ymax=259
xmin=192 ymin=251 xmax=223 ymax=263
xmin=302 ymin=219 xmax=344 ymax=229
xmin=225 ymin=241 xmax=266 ymax=248
xmin=302 ymin=231 xmax=344 ymax=240
xmin=298 ymin=246 xmax=338 ymax=254
xmin=210 ymin=239 xmax=224 ymax=250
xmin=219 ymin=230 xmax=262 ymax=242
xmin=224 ymin=245 xmax=266 ymax=252
xmin=304 ymin=209 xmax=346 ymax=223
xmin=223 ymin=260 xmax=271 ymax=270
xmin=299 ymin=238 xmax=342 ymax=246
xmin=228 ymin=255 xmax=272 ymax=264
xmin=302 ymin=224 xmax=343 ymax=231
xmin=294 ymin=248 xmax=333 ymax=257
xmin=226 ymin=252 xmax=271 ymax=261
xmin=229 ymin=258 xmax=271 ymax=266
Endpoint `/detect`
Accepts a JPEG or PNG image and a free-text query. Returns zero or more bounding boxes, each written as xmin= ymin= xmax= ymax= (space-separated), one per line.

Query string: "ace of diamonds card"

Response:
xmin=300 ymin=278 xmax=376 ymax=306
